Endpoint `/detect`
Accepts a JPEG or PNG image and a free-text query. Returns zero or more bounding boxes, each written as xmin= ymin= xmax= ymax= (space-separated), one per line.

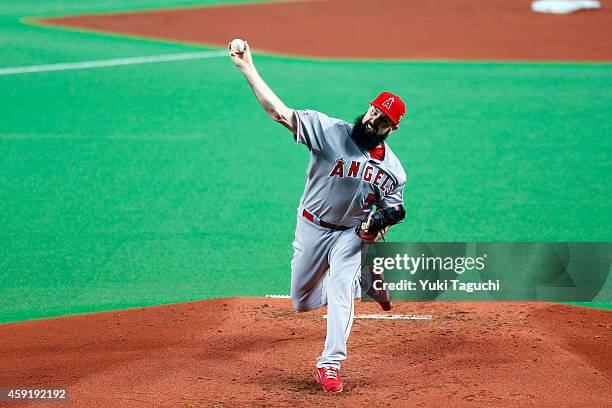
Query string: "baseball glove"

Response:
xmin=356 ymin=205 xmax=406 ymax=243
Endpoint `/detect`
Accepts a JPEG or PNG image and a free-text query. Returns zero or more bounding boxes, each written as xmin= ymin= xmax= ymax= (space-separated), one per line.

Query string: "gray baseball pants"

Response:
xmin=290 ymin=208 xmax=367 ymax=369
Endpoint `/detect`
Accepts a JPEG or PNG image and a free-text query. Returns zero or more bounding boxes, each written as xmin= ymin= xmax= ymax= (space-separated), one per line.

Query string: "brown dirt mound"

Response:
xmin=1 ymin=298 xmax=611 ymax=407
xmin=35 ymin=0 xmax=612 ymax=61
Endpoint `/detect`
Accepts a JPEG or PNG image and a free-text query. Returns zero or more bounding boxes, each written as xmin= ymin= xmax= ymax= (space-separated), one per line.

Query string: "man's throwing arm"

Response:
xmin=228 ymin=41 xmax=296 ymax=133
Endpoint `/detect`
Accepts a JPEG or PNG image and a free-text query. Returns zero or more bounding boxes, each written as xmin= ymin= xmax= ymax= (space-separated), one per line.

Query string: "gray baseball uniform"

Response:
xmin=290 ymin=109 xmax=406 ymax=369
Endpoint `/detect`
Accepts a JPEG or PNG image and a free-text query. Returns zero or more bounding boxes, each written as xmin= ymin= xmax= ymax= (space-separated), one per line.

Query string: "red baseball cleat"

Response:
xmin=316 ymin=367 xmax=344 ymax=393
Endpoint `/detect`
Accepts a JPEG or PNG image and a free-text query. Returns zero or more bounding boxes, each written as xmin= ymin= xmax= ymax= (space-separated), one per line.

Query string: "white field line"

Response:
xmin=0 ymin=50 xmax=227 ymax=76
xmin=264 ymin=295 xmax=433 ymax=320
xmin=325 ymin=314 xmax=433 ymax=320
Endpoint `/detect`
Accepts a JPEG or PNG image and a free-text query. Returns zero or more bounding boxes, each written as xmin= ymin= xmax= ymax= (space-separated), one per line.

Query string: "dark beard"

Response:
xmin=351 ymin=114 xmax=389 ymax=150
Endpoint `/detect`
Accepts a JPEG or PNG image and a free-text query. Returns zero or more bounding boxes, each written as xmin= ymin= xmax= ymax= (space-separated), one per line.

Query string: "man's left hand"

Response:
xmin=357 ymin=219 xmax=390 ymax=243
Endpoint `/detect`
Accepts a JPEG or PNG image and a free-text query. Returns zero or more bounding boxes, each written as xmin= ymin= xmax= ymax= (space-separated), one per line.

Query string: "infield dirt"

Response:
xmin=1 ymin=298 xmax=611 ymax=407
xmin=36 ymin=0 xmax=612 ymax=61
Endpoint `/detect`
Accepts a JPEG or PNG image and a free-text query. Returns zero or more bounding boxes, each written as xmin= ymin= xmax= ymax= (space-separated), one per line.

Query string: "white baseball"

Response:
xmin=230 ymin=38 xmax=246 ymax=53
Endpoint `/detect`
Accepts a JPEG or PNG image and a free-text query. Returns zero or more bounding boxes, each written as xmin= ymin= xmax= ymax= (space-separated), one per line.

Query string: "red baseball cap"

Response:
xmin=369 ymin=91 xmax=406 ymax=125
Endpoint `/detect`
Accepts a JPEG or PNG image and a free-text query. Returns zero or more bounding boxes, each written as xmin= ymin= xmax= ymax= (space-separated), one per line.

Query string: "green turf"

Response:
xmin=2 ymin=0 xmax=270 ymax=18
xmin=1 ymin=1 xmax=610 ymax=323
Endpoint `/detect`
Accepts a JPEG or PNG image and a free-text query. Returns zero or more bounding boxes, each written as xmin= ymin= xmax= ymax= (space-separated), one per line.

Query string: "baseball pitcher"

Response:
xmin=229 ymin=40 xmax=407 ymax=393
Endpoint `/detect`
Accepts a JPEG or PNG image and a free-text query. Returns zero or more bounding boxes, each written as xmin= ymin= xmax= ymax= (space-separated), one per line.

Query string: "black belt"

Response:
xmin=302 ymin=209 xmax=351 ymax=231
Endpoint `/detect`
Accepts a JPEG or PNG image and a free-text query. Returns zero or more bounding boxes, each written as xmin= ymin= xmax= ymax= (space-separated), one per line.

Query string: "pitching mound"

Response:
xmin=1 ymin=298 xmax=611 ymax=407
